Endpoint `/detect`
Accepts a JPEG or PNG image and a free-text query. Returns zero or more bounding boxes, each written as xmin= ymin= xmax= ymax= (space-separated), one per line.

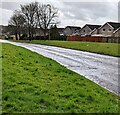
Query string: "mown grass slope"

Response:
xmin=2 ymin=43 xmax=119 ymax=113
xmin=15 ymin=40 xmax=119 ymax=57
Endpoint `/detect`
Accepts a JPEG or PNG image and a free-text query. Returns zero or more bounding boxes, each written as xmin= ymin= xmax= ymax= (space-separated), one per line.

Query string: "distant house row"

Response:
xmin=63 ymin=22 xmax=120 ymax=37
xmin=0 ymin=21 xmax=120 ymax=40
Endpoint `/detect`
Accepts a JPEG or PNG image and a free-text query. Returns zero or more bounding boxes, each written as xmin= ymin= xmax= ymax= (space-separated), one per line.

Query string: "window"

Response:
xmin=83 ymin=30 xmax=85 ymax=32
xmin=109 ymin=29 xmax=111 ymax=31
xmin=103 ymin=29 xmax=105 ymax=31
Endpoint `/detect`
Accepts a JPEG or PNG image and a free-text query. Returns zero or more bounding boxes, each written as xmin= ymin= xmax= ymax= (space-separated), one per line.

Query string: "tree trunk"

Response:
xmin=43 ymin=30 xmax=46 ymax=40
xmin=44 ymin=28 xmax=47 ymax=40
xmin=18 ymin=32 xmax=21 ymax=40
xmin=15 ymin=33 xmax=18 ymax=40
xmin=28 ymin=27 xmax=31 ymax=41
xmin=31 ymin=28 xmax=34 ymax=40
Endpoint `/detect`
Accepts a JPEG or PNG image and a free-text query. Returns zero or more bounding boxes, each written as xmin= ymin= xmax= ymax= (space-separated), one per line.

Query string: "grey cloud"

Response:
xmin=0 ymin=1 xmax=118 ymax=27
xmin=60 ymin=2 xmax=118 ymax=22
xmin=1 ymin=2 xmax=22 ymax=11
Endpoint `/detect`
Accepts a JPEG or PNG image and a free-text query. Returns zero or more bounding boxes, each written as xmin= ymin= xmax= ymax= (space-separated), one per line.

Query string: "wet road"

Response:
xmin=1 ymin=40 xmax=119 ymax=96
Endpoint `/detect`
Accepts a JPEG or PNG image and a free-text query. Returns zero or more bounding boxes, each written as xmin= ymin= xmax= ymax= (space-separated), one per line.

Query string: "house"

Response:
xmin=98 ymin=22 xmax=120 ymax=37
xmin=33 ymin=28 xmax=44 ymax=37
xmin=0 ymin=25 xmax=8 ymax=35
xmin=79 ymin=24 xmax=101 ymax=36
xmin=0 ymin=25 xmax=2 ymax=35
xmin=57 ymin=28 xmax=64 ymax=36
xmin=113 ymin=27 xmax=120 ymax=37
xmin=0 ymin=25 xmax=10 ymax=39
xmin=64 ymin=26 xmax=81 ymax=36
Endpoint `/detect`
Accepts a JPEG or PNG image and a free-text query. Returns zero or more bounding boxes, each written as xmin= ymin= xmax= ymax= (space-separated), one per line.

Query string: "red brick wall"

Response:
xmin=67 ymin=36 xmax=103 ymax=42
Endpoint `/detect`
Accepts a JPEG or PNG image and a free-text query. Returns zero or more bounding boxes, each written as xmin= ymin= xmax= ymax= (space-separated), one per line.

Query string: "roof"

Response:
xmin=86 ymin=24 xmax=101 ymax=30
xmin=113 ymin=27 xmax=120 ymax=33
xmin=107 ymin=22 xmax=120 ymax=30
xmin=58 ymin=28 xmax=64 ymax=29
xmin=57 ymin=28 xmax=64 ymax=31
xmin=57 ymin=28 xmax=64 ymax=33
xmin=65 ymin=26 xmax=81 ymax=30
xmin=0 ymin=25 xmax=8 ymax=29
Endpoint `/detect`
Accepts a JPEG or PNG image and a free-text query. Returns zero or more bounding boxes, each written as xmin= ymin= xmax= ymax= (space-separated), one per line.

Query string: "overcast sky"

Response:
xmin=0 ymin=0 xmax=119 ymax=28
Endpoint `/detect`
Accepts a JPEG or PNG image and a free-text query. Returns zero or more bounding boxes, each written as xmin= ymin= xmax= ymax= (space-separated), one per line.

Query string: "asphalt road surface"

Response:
xmin=1 ymin=40 xmax=119 ymax=96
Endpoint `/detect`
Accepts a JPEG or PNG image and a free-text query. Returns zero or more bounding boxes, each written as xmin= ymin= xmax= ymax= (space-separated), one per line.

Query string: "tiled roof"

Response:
xmin=57 ymin=28 xmax=64 ymax=30
xmin=66 ymin=26 xmax=81 ymax=29
xmin=107 ymin=22 xmax=120 ymax=30
xmin=86 ymin=24 xmax=101 ymax=30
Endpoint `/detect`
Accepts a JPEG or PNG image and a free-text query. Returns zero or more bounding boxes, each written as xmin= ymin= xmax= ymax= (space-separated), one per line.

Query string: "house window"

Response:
xmin=83 ymin=30 xmax=85 ymax=32
xmin=109 ymin=29 xmax=111 ymax=31
xmin=103 ymin=29 xmax=105 ymax=31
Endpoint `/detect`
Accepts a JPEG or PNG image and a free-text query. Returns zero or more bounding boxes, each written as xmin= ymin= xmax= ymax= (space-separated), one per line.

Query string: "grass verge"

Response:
xmin=13 ymin=40 xmax=119 ymax=57
xmin=2 ymin=43 xmax=119 ymax=113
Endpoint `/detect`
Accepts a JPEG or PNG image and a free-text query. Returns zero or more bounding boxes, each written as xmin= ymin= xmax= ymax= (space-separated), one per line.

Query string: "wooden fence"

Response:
xmin=67 ymin=36 xmax=120 ymax=43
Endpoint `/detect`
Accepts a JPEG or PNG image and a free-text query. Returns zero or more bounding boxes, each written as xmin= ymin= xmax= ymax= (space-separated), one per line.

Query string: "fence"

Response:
xmin=67 ymin=36 xmax=120 ymax=43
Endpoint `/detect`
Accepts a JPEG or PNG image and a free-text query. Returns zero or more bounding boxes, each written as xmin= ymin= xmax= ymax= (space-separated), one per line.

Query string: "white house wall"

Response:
xmin=80 ymin=26 xmax=91 ymax=36
xmin=98 ymin=23 xmax=114 ymax=36
xmin=64 ymin=27 xmax=72 ymax=36
xmin=91 ymin=29 xmax=98 ymax=35
xmin=114 ymin=29 xmax=120 ymax=37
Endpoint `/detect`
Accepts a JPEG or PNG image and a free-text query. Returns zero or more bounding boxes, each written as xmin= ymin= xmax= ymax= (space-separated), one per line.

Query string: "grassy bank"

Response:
xmin=2 ymin=43 xmax=119 ymax=113
xmin=14 ymin=40 xmax=119 ymax=57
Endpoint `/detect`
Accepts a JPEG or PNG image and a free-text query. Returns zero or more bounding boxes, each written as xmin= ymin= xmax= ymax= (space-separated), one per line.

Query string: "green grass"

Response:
xmin=0 ymin=42 xmax=1 ymax=114
xmin=14 ymin=40 xmax=119 ymax=57
xmin=2 ymin=43 xmax=119 ymax=113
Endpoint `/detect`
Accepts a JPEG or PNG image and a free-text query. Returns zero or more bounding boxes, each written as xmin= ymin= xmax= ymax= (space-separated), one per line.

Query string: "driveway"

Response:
xmin=1 ymin=40 xmax=119 ymax=96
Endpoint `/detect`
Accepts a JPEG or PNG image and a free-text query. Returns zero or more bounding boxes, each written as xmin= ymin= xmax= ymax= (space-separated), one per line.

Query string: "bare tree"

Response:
xmin=36 ymin=3 xmax=59 ymax=40
xmin=8 ymin=2 xmax=59 ymax=40
xmin=8 ymin=10 xmax=25 ymax=40
xmin=21 ymin=2 xmax=38 ymax=40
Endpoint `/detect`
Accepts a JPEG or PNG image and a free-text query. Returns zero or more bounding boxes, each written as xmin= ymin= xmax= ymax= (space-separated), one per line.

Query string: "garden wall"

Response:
xmin=67 ymin=36 xmax=120 ymax=43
